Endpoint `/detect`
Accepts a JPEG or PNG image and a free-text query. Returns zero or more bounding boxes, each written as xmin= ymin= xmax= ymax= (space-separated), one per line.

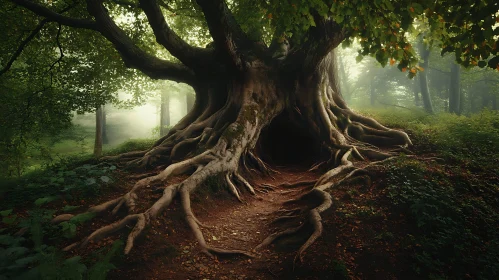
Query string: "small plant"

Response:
xmin=330 ymin=259 xmax=349 ymax=279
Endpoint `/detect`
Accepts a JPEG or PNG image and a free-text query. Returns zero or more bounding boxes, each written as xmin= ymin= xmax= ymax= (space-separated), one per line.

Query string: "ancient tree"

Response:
xmin=9 ymin=0 xmax=499 ymax=259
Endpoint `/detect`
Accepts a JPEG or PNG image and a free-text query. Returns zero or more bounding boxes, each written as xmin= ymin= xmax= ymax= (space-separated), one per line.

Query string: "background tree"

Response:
xmin=449 ymin=62 xmax=462 ymax=114
xmin=417 ymin=36 xmax=435 ymax=113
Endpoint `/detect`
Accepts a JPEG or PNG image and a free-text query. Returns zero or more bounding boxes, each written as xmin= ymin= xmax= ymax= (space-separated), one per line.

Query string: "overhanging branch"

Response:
xmin=83 ymin=0 xmax=196 ymax=84
xmin=138 ymin=0 xmax=214 ymax=69
xmin=10 ymin=0 xmax=196 ymax=84
xmin=10 ymin=0 xmax=98 ymax=29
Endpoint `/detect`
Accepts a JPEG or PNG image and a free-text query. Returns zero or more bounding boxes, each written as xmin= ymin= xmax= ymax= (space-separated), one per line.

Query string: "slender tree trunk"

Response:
xmin=449 ymin=62 xmax=461 ymax=114
xmin=492 ymin=94 xmax=497 ymax=110
xmin=160 ymin=89 xmax=170 ymax=137
xmin=102 ymin=105 xmax=108 ymax=144
xmin=413 ymin=75 xmax=421 ymax=106
xmin=94 ymin=106 xmax=103 ymax=157
xmin=470 ymin=90 xmax=476 ymax=113
xmin=482 ymin=92 xmax=491 ymax=109
xmin=418 ymin=41 xmax=434 ymax=113
xmin=337 ymin=54 xmax=351 ymax=103
xmin=370 ymin=75 xmax=376 ymax=106
xmin=186 ymin=92 xmax=195 ymax=113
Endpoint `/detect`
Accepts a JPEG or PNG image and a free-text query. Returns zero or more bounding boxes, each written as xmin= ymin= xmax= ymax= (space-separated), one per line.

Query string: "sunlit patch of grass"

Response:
xmin=358 ymin=108 xmax=499 ymax=169
xmin=104 ymin=138 xmax=155 ymax=156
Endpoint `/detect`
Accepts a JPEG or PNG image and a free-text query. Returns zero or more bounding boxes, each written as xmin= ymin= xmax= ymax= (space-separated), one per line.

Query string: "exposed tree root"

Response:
xmin=255 ymin=145 xmax=406 ymax=263
xmin=55 ymin=142 xmax=264 ymax=257
xmin=54 ymin=93 xmax=271 ymax=257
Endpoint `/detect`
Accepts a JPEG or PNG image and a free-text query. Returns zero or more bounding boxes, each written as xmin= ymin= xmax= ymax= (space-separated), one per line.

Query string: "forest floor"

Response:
xmin=107 ymin=166 xmax=333 ymax=280
xmin=91 ymin=158 xmax=426 ymax=279
xmin=1 ymin=109 xmax=498 ymax=280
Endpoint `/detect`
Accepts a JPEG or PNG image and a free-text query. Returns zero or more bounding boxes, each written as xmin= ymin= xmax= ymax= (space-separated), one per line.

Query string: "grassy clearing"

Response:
xmin=359 ymin=108 xmax=499 ymax=168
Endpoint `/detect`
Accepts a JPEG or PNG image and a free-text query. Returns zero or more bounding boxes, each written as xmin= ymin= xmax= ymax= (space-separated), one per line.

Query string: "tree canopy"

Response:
xmin=3 ymin=0 xmax=498 ymax=86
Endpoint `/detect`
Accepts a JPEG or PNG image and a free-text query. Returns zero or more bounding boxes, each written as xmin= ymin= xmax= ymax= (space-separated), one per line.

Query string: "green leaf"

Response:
xmin=356 ymin=55 xmax=364 ymax=63
xmin=5 ymin=246 xmax=29 ymax=258
xmin=100 ymin=176 xmax=111 ymax=183
xmin=3 ymin=214 xmax=17 ymax=225
xmin=34 ymin=196 xmax=59 ymax=206
xmin=15 ymin=255 xmax=40 ymax=267
xmin=412 ymin=3 xmax=423 ymax=14
xmin=64 ymin=256 xmax=83 ymax=265
xmin=60 ymin=222 xmax=77 ymax=238
xmin=62 ymin=205 xmax=80 ymax=212
xmin=69 ymin=212 xmax=96 ymax=225
xmin=0 ymin=209 xmax=13 ymax=217
xmin=86 ymin=178 xmax=97 ymax=185
xmin=0 ymin=234 xmax=19 ymax=246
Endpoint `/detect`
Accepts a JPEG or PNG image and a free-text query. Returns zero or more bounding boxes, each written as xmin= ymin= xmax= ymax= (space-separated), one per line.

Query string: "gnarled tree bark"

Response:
xmin=14 ymin=0 xmax=412 ymax=261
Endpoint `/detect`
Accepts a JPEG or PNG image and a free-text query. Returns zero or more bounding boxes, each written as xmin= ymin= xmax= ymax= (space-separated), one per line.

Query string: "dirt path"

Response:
xmin=109 ymin=167 xmax=321 ymax=280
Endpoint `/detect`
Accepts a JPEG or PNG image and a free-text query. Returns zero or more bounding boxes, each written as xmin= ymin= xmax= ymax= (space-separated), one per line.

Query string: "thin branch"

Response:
xmin=10 ymin=0 xmax=98 ymax=29
xmin=0 ymin=18 xmax=50 ymax=76
xmin=49 ymin=23 xmax=64 ymax=71
xmin=138 ymin=0 xmax=214 ymax=69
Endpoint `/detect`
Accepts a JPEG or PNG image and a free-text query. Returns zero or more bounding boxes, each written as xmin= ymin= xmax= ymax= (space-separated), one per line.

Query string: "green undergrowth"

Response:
xmin=354 ymin=108 xmax=499 ymax=278
xmin=384 ymin=158 xmax=499 ymax=279
xmin=103 ymin=138 xmax=155 ymax=156
xmin=0 ymin=139 xmax=152 ymax=279
xmin=359 ymin=108 xmax=499 ymax=170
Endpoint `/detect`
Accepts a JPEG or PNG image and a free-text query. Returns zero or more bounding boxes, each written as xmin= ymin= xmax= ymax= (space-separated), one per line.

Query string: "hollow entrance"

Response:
xmin=256 ymin=112 xmax=322 ymax=167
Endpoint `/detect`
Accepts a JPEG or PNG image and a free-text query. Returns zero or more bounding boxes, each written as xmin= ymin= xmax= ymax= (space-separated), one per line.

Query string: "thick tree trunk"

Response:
xmin=160 ymin=89 xmax=170 ymax=137
xmin=449 ymin=62 xmax=461 ymax=114
xmin=64 ymin=51 xmax=411 ymax=259
xmin=94 ymin=106 xmax=103 ymax=157
xmin=418 ymin=42 xmax=434 ymax=114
